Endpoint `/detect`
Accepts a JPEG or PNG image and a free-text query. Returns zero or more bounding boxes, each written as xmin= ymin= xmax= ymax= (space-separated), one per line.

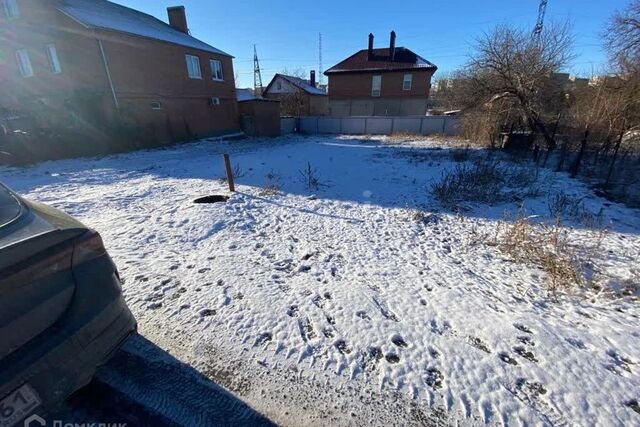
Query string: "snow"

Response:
xmin=236 ymin=88 xmax=257 ymax=102
xmin=2 ymin=135 xmax=639 ymax=426
xmin=59 ymin=0 xmax=231 ymax=57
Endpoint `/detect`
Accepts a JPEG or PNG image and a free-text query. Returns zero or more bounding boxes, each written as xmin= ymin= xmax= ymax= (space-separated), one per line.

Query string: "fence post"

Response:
xmin=223 ymin=153 xmax=235 ymax=192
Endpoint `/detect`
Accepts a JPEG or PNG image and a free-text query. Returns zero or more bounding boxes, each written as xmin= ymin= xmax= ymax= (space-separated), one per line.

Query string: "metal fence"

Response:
xmin=295 ymin=116 xmax=459 ymax=136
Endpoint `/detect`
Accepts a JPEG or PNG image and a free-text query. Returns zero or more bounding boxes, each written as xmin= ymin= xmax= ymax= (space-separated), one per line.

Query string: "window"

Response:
xmin=371 ymin=75 xmax=382 ymax=97
xmin=210 ymin=59 xmax=223 ymax=81
xmin=403 ymin=74 xmax=413 ymax=91
xmin=185 ymin=54 xmax=202 ymax=79
xmin=2 ymin=0 xmax=19 ymax=19
xmin=150 ymin=101 xmax=162 ymax=110
xmin=45 ymin=44 xmax=61 ymax=74
xmin=15 ymin=49 xmax=33 ymax=78
xmin=209 ymin=97 xmax=220 ymax=106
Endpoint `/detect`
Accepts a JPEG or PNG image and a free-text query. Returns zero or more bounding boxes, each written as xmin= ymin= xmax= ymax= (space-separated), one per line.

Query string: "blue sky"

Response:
xmin=115 ymin=0 xmax=628 ymax=88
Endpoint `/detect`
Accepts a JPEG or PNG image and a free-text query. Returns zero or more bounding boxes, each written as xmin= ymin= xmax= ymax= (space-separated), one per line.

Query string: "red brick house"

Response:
xmin=263 ymin=71 xmax=328 ymax=116
xmin=0 ymin=0 xmax=239 ymax=160
xmin=324 ymin=32 xmax=437 ymax=116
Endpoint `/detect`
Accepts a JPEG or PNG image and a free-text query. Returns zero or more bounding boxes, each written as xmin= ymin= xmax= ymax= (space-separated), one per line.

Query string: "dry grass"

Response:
xmin=431 ymin=159 xmax=540 ymax=209
xmin=259 ymin=171 xmax=281 ymax=196
xmin=493 ymin=211 xmax=583 ymax=298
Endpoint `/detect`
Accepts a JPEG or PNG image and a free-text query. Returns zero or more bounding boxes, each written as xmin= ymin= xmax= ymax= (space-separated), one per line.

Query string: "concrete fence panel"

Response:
xmin=443 ymin=117 xmax=458 ymax=136
xmin=299 ymin=117 xmax=318 ymax=134
xmin=294 ymin=115 xmax=459 ymax=136
xmin=317 ymin=118 xmax=341 ymax=134
xmin=393 ymin=118 xmax=422 ymax=134
xmin=281 ymin=118 xmax=297 ymax=135
xmin=341 ymin=118 xmax=366 ymax=134
xmin=365 ymin=118 xmax=393 ymax=134
xmin=421 ymin=117 xmax=446 ymax=134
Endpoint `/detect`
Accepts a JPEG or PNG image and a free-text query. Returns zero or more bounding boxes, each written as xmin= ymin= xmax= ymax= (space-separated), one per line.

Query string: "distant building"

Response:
xmin=324 ymin=31 xmax=437 ymax=116
xmin=0 ymin=0 xmax=239 ymax=158
xmin=263 ymin=72 xmax=328 ymax=116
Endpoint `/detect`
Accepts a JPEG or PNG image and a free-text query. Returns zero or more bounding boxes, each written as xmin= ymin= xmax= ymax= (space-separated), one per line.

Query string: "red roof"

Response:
xmin=324 ymin=47 xmax=437 ymax=75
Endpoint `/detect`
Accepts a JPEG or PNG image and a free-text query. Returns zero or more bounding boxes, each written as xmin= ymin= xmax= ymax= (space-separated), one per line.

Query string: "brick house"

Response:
xmin=324 ymin=32 xmax=437 ymax=116
xmin=263 ymin=71 xmax=328 ymax=116
xmin=0 ymin=0 xmax=238 ymax=160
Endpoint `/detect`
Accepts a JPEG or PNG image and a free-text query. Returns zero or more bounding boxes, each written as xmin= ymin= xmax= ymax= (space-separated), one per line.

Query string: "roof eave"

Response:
xmin=57 ymin=7 xmax=233 ymax=58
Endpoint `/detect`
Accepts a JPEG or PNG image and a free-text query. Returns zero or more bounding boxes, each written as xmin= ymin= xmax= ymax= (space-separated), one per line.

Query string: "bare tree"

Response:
xmin=604 ymin=0 xmax=640 ymax=73
xmin=466 ymin=22 xmax=575 ymax=151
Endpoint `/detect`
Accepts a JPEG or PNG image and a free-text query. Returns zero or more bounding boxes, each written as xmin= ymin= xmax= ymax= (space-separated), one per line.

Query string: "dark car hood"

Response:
xmin=0 ymin=184 xmax=22 ymax=229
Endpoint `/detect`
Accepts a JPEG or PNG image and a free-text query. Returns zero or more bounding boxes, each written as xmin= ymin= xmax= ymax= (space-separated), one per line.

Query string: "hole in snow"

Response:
xmin=194 ymin=195 xmax=229 ymax=204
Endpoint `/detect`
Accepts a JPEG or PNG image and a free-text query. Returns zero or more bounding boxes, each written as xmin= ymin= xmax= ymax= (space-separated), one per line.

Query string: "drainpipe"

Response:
xmin=96 ymin=36 xmax=119 ymax=111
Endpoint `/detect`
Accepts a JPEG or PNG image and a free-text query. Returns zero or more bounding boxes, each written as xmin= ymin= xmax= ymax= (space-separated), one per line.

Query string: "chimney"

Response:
xmin=368 ymin=33 xmax=374 ymax=60
xmin=389 ymin=31 xmax=396 ymax=61
xmin=310 ymin=70 xmax=316 ymax=88
xmin=167 ymin=6 xmax=189 ymax=34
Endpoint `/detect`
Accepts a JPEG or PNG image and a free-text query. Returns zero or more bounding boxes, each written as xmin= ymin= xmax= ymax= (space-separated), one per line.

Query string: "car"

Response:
xmin=0 ymin=183 xmax=136 ymax=427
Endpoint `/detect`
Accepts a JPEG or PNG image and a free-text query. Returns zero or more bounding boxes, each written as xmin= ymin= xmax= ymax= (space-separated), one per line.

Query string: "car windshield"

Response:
xmin=0 ymin=185 xmax=22 ymax=229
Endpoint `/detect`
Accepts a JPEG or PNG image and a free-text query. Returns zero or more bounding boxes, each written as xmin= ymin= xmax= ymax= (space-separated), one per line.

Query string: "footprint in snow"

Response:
xmin=606 ymin=349 xmax=635 ymax=374
xmin=514 ymin=323 xmax=534 ymax=334
xmin=564 ymin=337 xmax=586 ymax=349
xmin=515 ymin=378 xmax=547 ymax=397
xmin=425 ymin=367 xmax=444 ymax=389
xmin=298 ymin=317 xmax=317 ymax=342
xmin=287 ymin=305 xmax=300 ymax=317
xmin=323 ymin=328 xmax=335 ymax=338
xmin=468 ymin=336 xmax=491 ymax=354
xmin=624 ymin=399 xmax=640 ymax=415
xmin=254 ymin=332 xmax=272 ymax=346
xmin=334 ymin=339 xmax=352 ymax=354
xmin=356 ymin=311 xmax=371 ymax=321
xmin=385 ymin=353 xmax=400 ymax=364
xmin=499 ymin=352 xmax=518 ymax=366
xmin=513 ymin=346 xmax=538 ymax=363
xmin=391 ymin=334 xmax=409 ymax=348
xmin=517 ymin=335 xmax=536 ymax=347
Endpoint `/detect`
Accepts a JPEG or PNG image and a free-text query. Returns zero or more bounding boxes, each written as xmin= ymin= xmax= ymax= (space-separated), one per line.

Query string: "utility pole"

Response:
xmin=253 ymin=44 xmax=263 ymax=96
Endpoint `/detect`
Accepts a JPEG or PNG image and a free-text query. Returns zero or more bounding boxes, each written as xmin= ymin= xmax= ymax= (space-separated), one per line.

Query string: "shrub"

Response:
xmin=432 ymin=158 xmax=542 ymax=209
xmin=499 ymin=213 xmax=582 ymax=298
xmin=260 ymin=170 xmax=281 ymax=196
xmin=298 ymin=162 xmax=326 ymax=191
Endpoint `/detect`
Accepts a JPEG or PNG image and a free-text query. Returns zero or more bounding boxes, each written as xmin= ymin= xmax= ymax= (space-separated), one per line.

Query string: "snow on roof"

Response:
xmin=58 ymin=0 xmax=231 ymax=57
xmin=236 ymin=88 xmax=257 ymax=102
xmin=267 ymin=74 xmax=327 ymax=96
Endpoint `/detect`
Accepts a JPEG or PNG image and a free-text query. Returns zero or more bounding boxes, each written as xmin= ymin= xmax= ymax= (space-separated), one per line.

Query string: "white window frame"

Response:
xmin=185 ymin=54 xmax=202 ymax=79
xmin=2 ymin=0 xmax=19 ymax=19
xmin=45 ymin=44 xmax=62 ymax=74
xmin=209 ymin=59 xmax=223 ymax=81
xmin=371 ymin=75 xmax=382 ymax=97
xmin=209 ymin=97 xmax=221 ymax=106
xmin=15 ymin=49 xmax=33 ymax=78
xmin=403 ymin=74 xmax=413 ymax=91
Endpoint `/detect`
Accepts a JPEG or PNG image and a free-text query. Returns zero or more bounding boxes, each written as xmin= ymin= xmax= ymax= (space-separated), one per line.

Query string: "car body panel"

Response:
xmin=0 ymin=183 xmax=137 ymax=420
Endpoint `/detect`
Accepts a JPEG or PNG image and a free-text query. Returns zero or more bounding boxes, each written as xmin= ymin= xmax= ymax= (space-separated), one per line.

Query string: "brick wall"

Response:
xmin=327 ymin=70 xmax=435 ymax=100
xmin=0 ymin=0 xmax=238 ymax=154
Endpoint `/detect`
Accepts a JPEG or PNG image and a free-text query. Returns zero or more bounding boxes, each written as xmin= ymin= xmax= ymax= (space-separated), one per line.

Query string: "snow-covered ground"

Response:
xmin=2 ymin=135 xmax=639 ymax=426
